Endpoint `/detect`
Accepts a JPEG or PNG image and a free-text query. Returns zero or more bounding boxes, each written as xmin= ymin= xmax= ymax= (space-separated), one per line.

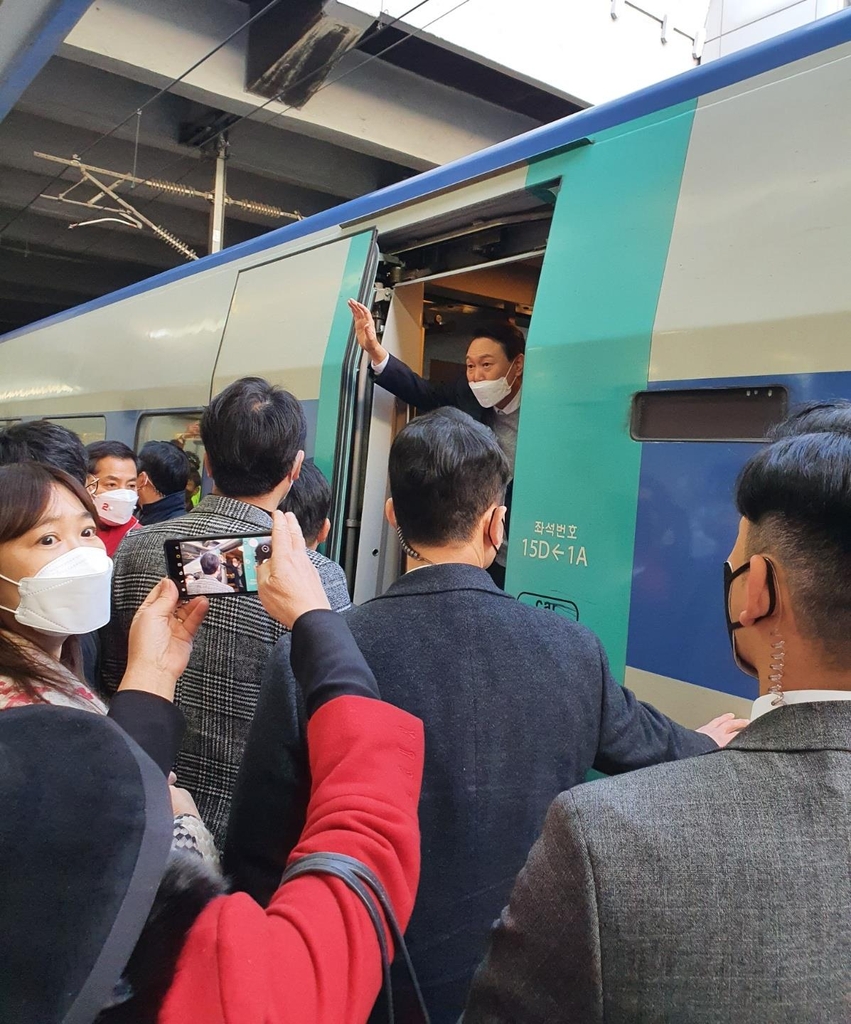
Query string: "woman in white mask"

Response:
xmin=0 ymin=460 xmax=220 ymax=860
xmin=85 ymin=439 xmax=141 ymax=558
xmin=349 ymin=299 xmax=525 ymax=587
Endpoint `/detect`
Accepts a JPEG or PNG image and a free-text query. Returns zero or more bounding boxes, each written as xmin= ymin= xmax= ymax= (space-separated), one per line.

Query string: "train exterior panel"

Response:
xmin=3 ymin=13 xmax=851 ymax=724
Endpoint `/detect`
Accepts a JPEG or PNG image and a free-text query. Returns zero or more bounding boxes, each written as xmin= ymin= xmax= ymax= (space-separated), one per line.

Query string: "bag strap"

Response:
xmin=282 ymin=852 xmax=430 ymax=1024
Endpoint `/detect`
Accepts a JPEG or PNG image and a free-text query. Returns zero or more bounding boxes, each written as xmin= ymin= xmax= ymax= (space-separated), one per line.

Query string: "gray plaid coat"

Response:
xmin=101 ymin=495 xmax=351 ymax=845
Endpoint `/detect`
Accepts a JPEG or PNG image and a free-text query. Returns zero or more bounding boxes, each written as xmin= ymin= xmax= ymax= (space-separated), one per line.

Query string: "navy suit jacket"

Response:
xmin=226 ymin=565 xmax=717 ymax=1023
xmin=375 ymin=352 xmax=494 ymax=426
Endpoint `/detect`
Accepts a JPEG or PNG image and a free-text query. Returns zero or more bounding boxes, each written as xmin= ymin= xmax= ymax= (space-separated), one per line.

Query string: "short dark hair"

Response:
xmin=770 ymin=399 xmax=851 ymax=440
xmin=279 ymin=460 xmax=331 ymax=545
xmin=86 ymin=441 xmax=138 ymax=477
xmin=469 ymin=321 xmax=526 ymax=361
xmin=138 ymin=441 xmax=190 ymax=496
xmin=199 ymin=551 xmax=220 ymax=575
xmin=0 ymin=420 xmax=88 ymax=485
xmin=736 ymin=431 xmax=851 ymax=665
xmin=201 ymin=377 xmax=305 ymax=497
xmin=389 ymin=407 xmax=510 ymax=546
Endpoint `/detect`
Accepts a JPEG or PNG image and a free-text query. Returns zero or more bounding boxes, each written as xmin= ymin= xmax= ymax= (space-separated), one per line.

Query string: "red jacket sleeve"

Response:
xmin=159 ymin=696 xmax=424 ymax=1024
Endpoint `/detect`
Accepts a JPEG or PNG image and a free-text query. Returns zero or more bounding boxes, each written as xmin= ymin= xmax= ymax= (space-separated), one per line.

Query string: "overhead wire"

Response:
xmin=17 ymin=0 xmax=475 ymax=262
xmin=7 ymin=0 xmax=439 ymax=257
xmin=0 ymin=0 xmax=291 ymax=237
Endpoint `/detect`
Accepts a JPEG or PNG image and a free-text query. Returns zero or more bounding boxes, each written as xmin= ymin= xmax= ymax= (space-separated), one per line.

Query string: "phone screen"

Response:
xmin=165 ymin=534 xmax=272 ymax=598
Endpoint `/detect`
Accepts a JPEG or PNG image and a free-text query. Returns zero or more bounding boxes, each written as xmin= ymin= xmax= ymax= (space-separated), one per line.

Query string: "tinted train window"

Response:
xmin=46 ymin=416 xmax=106 ymax=445
xmin=136 ymin=412 xmax=206 ymax=506
xmin=631 ymin=387 xmax=787 ymax=442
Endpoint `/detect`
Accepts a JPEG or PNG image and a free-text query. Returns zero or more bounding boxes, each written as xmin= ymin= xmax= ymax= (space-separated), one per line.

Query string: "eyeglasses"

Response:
xmin=85 ymin=479 xmax=99 ymax=496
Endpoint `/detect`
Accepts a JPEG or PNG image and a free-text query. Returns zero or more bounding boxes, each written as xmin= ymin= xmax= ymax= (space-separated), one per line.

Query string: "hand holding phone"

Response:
xmin=257 ymin=510 xmax=331 ymax=629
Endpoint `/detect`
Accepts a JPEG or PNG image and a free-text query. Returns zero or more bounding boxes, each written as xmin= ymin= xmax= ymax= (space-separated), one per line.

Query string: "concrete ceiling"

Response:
xmin=0 ymin=0 xmax=583 ymax=336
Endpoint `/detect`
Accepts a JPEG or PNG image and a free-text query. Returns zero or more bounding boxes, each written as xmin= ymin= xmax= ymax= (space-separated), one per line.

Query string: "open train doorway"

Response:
xmin=349 ymin=182 xmax=556 ymax=602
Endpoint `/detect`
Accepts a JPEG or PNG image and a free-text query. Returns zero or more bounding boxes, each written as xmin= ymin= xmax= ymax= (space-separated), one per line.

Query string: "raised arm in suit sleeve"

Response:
xmin=374 ymin=352 xmax=469 ymax=412
xmin=463 ymin=790 xmax=603 ymax=1024
xmin=592 ymin=637 xmax=717 ymax=774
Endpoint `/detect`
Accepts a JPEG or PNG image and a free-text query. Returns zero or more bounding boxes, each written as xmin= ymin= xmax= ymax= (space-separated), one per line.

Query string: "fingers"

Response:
xmin=180 ymin=596 xmax=209 ymax=638
xmin=726 ymin=718 xmax=750 ymax=732
xmin=283 ymin=510 xmax=306 ymax=549
xmin=270 ymin=509 xmax=292 ymax=562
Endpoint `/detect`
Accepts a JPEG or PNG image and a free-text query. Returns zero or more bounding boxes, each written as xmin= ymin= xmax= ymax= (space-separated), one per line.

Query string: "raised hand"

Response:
xmin=257 ymin=510 xmax=331 ymax=629
xmin=696 ymin=712 xmax=750 ymax=748
xmin=347 ymin=298 xmax=387 ymax=364
xmin=120 ymin=578 xmax=209 ymax=700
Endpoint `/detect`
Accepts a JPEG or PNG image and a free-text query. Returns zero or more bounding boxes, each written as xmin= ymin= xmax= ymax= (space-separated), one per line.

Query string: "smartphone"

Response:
xmin=164 ymin=534 xmax=272 ymax=598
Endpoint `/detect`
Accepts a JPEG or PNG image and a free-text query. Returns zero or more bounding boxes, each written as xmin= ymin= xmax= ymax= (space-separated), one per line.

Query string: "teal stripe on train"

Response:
xmin=508 ymin=101 xmax=696 ymax=683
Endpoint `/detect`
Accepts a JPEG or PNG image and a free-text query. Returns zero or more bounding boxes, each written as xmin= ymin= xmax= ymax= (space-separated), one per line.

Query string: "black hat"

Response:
xmin=0 ymin=706 xmax=173 ymax=1024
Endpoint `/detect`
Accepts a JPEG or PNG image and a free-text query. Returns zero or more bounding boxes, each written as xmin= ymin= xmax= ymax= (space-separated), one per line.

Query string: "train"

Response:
xmin=3 ymin=11 xmax=851 ymax=726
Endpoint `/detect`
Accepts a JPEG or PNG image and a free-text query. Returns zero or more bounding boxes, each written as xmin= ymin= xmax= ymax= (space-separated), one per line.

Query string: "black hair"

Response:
xmin=769 ymin=399 xmax=851 ymax=440
xmin=138 ymin=441 xmax=190 ymax=496
xmin=0 ymin=420 xmax=88 ymax=485
xmin=389 ymin=407 xmax=510 ymax=546
xmin=199 ymin=551 xmax=220 ymax=575
xmin=736 ymin=431 xmax=851 ymax=665
xmin=201 ymin=377 xmax=305 ymax=498
xmin=86 ymin=441 xmax=138 ymax=477
xmin=279 ymin=460 xmax=331 ymax=545
xmin=469 ymin=321 xmax=526 ymax=362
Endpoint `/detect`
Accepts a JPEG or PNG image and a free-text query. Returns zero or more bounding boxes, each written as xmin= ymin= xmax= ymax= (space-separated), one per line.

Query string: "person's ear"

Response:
xmin=385 ymin=498 xmax=398 ymax=529
xmin=316 ymin=518 xmax=331 ymax=545
xmin=137 ymin=471 xmax=149 ymax=492
xmin=514 ymin=353 xmax=525 ymax=376
xmin=203 ymin=453 xmax=212 ymax=479
xmin=288 ymin=450 xmax=305 ymax=483
xmin=739 ymin=555 xmax=774 ymax=627
xmin=482 ymin=504 xmax=506 ymax=561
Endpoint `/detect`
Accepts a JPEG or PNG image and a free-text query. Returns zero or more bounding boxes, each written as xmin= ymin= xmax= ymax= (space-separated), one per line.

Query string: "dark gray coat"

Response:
xmin=226 ymin=564 xmax=716 ymax=1023
xmin=463 ymin=701 xmax=851 ymax=1024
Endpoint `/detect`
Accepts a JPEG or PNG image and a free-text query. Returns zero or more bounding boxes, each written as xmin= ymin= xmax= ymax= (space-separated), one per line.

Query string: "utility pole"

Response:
xmin=209 ymin=133 xmax=229 ymax=254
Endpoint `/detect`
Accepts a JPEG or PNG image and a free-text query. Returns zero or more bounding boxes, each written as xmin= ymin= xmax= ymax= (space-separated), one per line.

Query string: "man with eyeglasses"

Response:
xmin=85 ymin=441 xmax=141 ymax=558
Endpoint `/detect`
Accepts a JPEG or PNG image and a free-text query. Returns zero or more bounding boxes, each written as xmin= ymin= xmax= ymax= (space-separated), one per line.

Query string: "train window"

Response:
xmin=45 ymin=416 xmax=106 ymax=445
xmin=631 ymin=386 xmax=788 ymax=442
xmin=136 ymin=413 xmax=205 ymax=506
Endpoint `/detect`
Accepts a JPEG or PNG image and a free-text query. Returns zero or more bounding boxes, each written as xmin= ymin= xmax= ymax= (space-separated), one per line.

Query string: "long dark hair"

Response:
xmin=0 ymin=462 xmax=100 ymax=701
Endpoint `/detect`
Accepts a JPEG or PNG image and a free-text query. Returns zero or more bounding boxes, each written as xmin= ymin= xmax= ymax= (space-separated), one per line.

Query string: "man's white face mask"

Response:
xmin=95 ymin=489 xmax=138 ymax=526
xmin=0 ymin=547 xmax=113 ymax=635
xmin=468 ymin=360 xmax=521 ymax=409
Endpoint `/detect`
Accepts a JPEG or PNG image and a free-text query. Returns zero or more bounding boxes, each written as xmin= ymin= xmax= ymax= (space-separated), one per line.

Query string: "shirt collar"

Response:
xmin=750 ymin=689 xmax=851 ymax=722
xmin=494 ymin=386 xmax=522 ymax=416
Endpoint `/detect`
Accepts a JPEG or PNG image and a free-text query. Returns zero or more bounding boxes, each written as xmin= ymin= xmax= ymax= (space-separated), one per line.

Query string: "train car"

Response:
xmin=3 ymin=12 xmax=851 ymax=727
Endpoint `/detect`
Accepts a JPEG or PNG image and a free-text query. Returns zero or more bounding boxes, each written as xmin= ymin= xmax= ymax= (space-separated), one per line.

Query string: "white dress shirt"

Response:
xmin=750 ymin=689 xmax=851 ymax=721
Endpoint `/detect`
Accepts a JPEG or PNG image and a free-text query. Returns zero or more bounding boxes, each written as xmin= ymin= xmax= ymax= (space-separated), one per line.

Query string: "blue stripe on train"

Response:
xmin=627 ymin=370 xmax=851 ymax=700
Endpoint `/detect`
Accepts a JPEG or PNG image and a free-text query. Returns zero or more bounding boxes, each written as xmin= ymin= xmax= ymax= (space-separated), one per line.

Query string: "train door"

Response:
xmin=210 ymin=230 xmax=379 ymax=566
xmin=351 ymin=180 xmax=557 ymax=604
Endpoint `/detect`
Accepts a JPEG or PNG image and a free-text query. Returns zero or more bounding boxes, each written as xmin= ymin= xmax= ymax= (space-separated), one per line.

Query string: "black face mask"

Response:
xmin=723 ymin=558 xmax=777 ymax=678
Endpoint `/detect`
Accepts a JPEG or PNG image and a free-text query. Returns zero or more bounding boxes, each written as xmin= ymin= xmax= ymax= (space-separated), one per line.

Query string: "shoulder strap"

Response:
xmin=282 ymin=852 xmax=430 ymax=1024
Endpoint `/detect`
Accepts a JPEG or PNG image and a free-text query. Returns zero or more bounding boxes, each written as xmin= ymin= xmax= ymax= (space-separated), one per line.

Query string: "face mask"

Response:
xmin=723 ymin=558 xmax=776 ymax=677
xmin=0 ymin=547 xmax=113 ymax=636
xmin=469 ymin=360 xmax=520 ymax=409
xmin=95 ymin=489 xmax=138 ymax=526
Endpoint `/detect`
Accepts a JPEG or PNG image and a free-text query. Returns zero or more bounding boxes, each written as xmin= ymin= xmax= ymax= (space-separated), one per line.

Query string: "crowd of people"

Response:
xmin=1 ymin=311 xmax=850 ymax=1023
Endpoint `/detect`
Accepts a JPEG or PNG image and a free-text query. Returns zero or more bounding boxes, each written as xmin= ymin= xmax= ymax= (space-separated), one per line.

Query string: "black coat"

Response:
xmin=225 ymin=565 xmax=717 ymax=1024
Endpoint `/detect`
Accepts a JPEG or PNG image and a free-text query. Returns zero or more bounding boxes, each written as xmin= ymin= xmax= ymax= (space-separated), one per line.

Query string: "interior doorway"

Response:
xmin=351 ymin=250 xmax=545 ymax=603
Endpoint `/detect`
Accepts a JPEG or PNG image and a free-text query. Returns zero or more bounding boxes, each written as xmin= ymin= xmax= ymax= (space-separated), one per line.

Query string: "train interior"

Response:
xmin=351 ymin=185 xmax=555 ymax=602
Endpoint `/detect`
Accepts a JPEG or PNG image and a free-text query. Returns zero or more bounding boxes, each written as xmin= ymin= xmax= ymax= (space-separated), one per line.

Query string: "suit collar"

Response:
xmin=194 ymin=494 xmax=273 ymax=530
xmin=730 ymin=701 xmax=851 ymax=754
xmin=372 ymin=562 xmax=512 ymax=601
